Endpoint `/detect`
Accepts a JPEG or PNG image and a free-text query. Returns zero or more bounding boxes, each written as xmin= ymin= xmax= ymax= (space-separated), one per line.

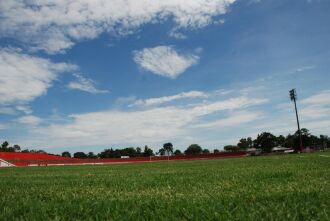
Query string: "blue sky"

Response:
xmin=0 ymin=0 xmax=329 ymax=154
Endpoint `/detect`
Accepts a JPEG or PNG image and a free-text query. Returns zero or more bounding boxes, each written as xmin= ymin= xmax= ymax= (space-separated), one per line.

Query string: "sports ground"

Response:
xmin=0 ymin=152 xmax=329 ymax=221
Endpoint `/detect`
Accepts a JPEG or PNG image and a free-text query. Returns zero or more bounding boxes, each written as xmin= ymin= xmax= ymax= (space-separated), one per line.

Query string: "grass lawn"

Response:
xmin=0 ymin=152 xmax=329 ymax=220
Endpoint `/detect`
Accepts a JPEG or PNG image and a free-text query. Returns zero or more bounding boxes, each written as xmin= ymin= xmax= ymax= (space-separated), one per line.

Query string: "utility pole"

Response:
xmin=289 ymin=89 xmax=303 ymax=152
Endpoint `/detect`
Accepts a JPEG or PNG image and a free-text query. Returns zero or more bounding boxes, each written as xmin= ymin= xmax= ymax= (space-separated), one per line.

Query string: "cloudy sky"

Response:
xmin=0 ymin=0 xmax=329 ymax=154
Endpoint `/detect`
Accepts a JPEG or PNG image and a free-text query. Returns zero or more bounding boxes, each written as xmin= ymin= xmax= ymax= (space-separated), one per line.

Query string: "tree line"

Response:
xmin=67 ymin=145 xmax=155 ymax=159
xmin=64 ymin=143 xmax=212 ymax=159
xmin=224 ymin=128 xmax=330 ymax=153
xmin=1 ymin=128 xmax=329 ymax=158
xmin=0 ymin=141 xmax=48 ymax=153
xmin=0 ymin=141 xmax=47 ymax=153
xmin=0 ymin=141 xmax=21 ymax=152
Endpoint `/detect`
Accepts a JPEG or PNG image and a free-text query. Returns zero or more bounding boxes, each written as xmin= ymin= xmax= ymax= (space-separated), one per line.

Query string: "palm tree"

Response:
xmin=163 ymin=143 xmax=173 ymax=160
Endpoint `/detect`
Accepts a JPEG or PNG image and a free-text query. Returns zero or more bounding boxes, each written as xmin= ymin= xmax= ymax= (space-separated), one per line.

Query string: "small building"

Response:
xmin=120 ymin=156 xmax=130 ymax=159
xmin=271 ymin=146 xmax=294 ymax=153
xmin=246 ymin=148 xmax=262 ymax=156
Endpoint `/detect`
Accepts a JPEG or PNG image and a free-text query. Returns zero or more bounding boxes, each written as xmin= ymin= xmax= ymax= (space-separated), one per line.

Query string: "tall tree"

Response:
xmin=163 ymin=143 xmax=173 ymax=156
xmin=276 ymin=135 xmax=286 ymax=147
xmin=185 ymin=144 xmax=202 ymax=155
xmin=13 ymin=144 xmax=21 ymax=152
xmin=237 ymin=137 xmax=253 ymax=150
xmin=1 ymin=141 xmax=9 ymax=149
xmin=158 ymin=148 xmax=166 ymax=156
xmin=253 ymin=132 xmax=277 ymax=152
xmin=136 ymin=147 xmax=142 ymax=156
xmin=294 ymin=128 xmax=311 ymax=147
xmin=224 ymin=145 xmax=240 ymax=152
xmin=98 ymin=148 xmax=115 ymax=158
xmin=202 ymin=149 xmax=210 ymax=154
xmin=0 ymin=141 xmax=15 ymax=152
xmin=174 ymin=149 xmax=182 ymax=155
xmin=143 ymin=145 xmax=154 ymax=157
xmin=87 ymin=152 xmax=97 ymax=158
xmin=320 ymin=135 xmax=330 ymax=148
xmin=284 ymin=134 xmax=295 ymax=149
xmin=62 ymin=151 xmax=71 ymax=158
xmin=73 ymin=152 xmax=87 ymax=159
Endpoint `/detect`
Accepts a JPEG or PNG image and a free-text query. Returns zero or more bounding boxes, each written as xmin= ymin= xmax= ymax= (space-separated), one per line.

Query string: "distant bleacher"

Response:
xmin=0 ymin=151 xmax=247 ymax=167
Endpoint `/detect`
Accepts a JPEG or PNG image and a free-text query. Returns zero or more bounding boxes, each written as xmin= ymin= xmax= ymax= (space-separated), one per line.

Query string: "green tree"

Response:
xmin=13 ymin=144 xmax=21 ymax=152
xmin=294 ymin=128 xmax=311 ymax=147
xmin=1 ymin=141 xmax=9 ymax=149
xmin=158 ymin=148 xmax=166 ymax=156
xmin=136 ymin=147 xmax=142 ymax=156
xmin=202 ymin=149 xmax=210 ymax=154
xmin=214 ymin=149 xmax=220 ymax=153
xmin=73 ymin=152 xmax=87 ymax=159
xmin=185 ymin=144 xmax=202 ymax=155
xmin=143 ymin=145 xmax=154 ymax=156
xmin=87 ymin=152 xmax=97 ymax=158
xmin=163 ymin=143 xmax=173 ymax=156
xmin=253 ymin=132 xmax=277 ymax=152
xmin=237 ymin=137 xmax=253 ymax=150
xmin=224 ymin=145 xmax=240 ymax=152
xmin=320 ymin=135 xmax=330 ymax=149
xmin=98 ymin=148 xmax=115 ymax=158
xmin=0 ymin=141 xmax=15 ymax=152
xmin=276 ymin=135 xmax=286 ymax=147
xmin=174 ymin=149 xmax=182 ymax=155
xmin=284 ymin=134 xmax=295 ymax=149
xmin=61 ymin=151 xmax=71 ymax=158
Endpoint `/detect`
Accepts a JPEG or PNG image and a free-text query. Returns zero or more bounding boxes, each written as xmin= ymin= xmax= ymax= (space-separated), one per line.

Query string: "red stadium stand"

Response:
xmin=0 ymin=151 xmax=247 ymax=167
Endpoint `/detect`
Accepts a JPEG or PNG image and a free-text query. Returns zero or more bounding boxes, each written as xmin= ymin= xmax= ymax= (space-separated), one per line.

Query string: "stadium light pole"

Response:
xmin=289 ymin=89 xmax=303 ymax=152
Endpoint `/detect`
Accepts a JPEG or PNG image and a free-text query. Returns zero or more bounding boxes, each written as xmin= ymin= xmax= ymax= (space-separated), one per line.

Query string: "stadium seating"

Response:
xmin=0 ymin=151 xmax=247 ymax=167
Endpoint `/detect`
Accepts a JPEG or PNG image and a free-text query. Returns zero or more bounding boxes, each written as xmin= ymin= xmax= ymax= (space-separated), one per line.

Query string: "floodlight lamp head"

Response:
xmin=289 ymin=89 xmax=296 ymax=101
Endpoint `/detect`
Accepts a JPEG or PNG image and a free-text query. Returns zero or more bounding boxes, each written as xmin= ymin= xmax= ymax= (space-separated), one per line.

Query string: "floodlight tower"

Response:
xmin=289 ymin=89 xmax=303 ymax=151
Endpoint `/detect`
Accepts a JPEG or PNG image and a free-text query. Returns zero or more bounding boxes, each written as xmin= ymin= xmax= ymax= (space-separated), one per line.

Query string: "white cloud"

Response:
xmin=133 ymin=46 xmax=199 ymax=78
xmin=193 ymin=111 xmax=262 ymax=129
xmin=301 ymin=90 xmax=330 ymax=106
xmin=0 ymin=48 xmax=76 ymax=105
xmin=0 ymin=106 xmax=16 ymax=115
xmin=0 ymin=105 xmax=33 ymax=116
xmin=0 ymin=0 xmax=236 ymax=53
xmin=16 ymin=115 xmax=42 ymax=126
xmin=20 ymin=95 xmax=267 ymax=148
xmin=168 ymin=29 xmax=187 ymax=39
xmin=303 ymin=120 xmax=330 ymax=134
xmin=249 ymin=0 xmax=261 ymax=4
xmin=287 ymin=65 xmax=316 ymax=75
xmin=190 ymin=96 xmax=268 ymax=116
xmin=133 ymin=91 xmax=207 ymax=107
xmin=15 ymin=105 xmax=33 ymax=115
xmin=251 ymin=90 xmax=330 ymax=136
xmin=213 ymin=19 xmax=225 ymax=25
xmin=67 ymin=74 xmax=109 ymax=94
xmin=300 ymin=106 xmax=330 ymax=119
xmin=300 ymin=90 xmax=330 ymax=119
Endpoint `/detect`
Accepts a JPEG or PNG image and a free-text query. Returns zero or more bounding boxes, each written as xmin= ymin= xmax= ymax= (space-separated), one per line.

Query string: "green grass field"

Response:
xmin=1 ymin=152 xmax=330 ymax=221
